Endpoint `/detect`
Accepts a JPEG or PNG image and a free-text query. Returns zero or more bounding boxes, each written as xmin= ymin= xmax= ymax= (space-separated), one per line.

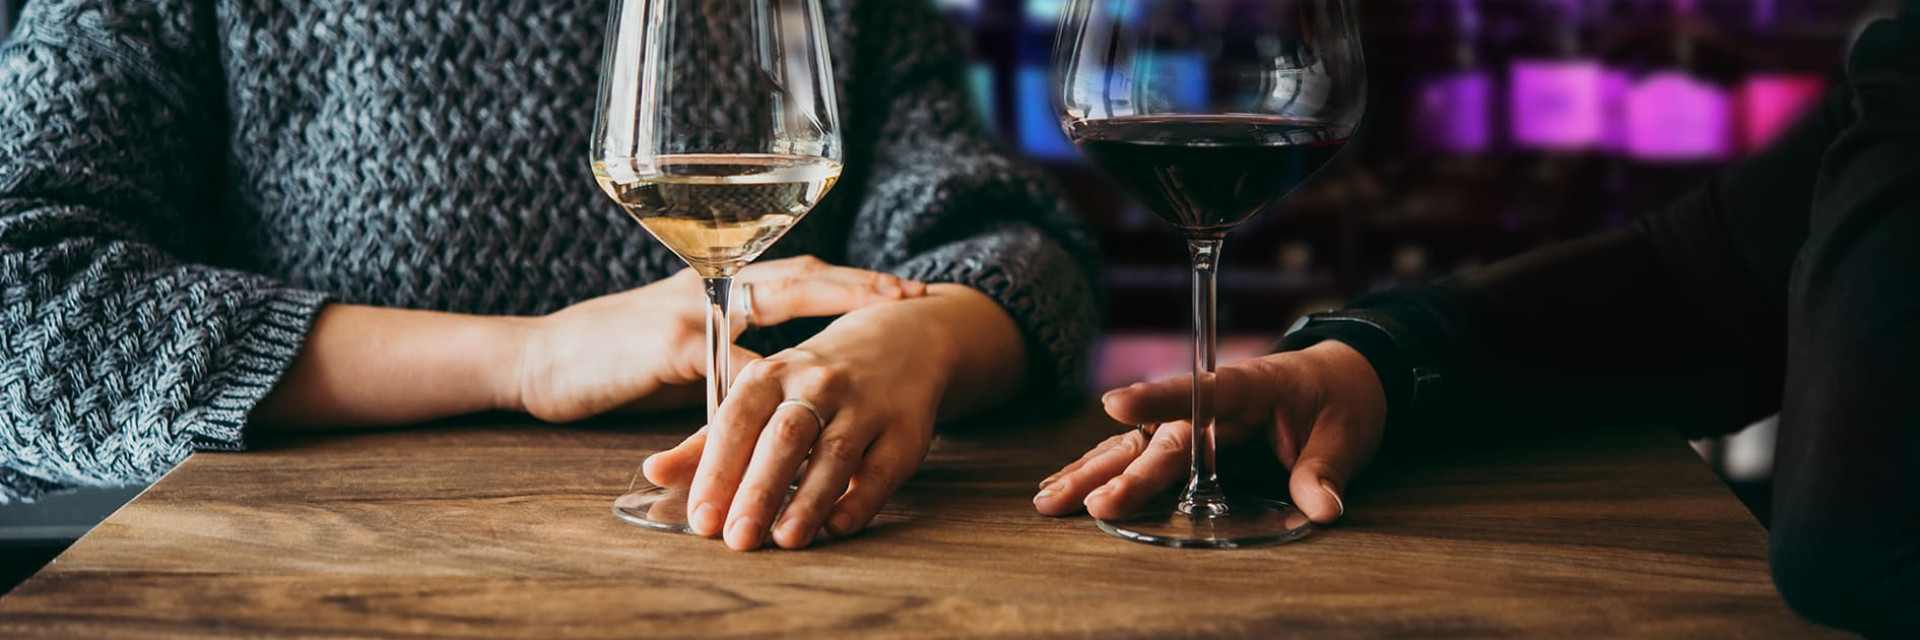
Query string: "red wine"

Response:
xmin=1068 ymin=115 xmax=1348 ymax=237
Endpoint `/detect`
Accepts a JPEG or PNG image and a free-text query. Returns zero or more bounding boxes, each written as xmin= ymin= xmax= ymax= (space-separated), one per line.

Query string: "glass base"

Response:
xmin=611 ymin=480 xmax=798 ymax=537
xmin=1096 ymin=497 xmax=1313 ymax=549
xmin=611 ymin=483 xmax=699 ymax=535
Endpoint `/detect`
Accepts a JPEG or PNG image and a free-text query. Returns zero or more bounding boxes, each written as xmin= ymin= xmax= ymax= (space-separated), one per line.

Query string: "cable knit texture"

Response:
xmin=0 ymin=0 xmax=1099 ymax=503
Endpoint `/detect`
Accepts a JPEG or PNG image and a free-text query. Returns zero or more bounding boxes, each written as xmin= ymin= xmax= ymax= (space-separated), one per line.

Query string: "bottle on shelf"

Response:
xmin=1420 ymin=0 xmax=1496 ymax=156
xmin=1611 ymin=0 xmax=1754 ymax=216
xmin=1385 ymin=0 xmax=1507 ymax=232
xmin=1592 ymin=0 xmax=1652 ymax=228
xmin=1503 ymin=0 xmax=1607 ymax=236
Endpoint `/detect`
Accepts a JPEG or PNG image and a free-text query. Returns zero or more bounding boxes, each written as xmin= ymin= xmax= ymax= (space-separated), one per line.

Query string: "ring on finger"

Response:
xmin=777 ymin=398 xmax=827 ymax=430
xmin=740 ymin=282 xmax=759 ymax=329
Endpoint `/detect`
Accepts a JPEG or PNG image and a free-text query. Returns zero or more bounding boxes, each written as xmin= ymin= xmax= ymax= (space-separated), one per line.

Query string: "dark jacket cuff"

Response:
xmin=1279 ymin=285 xmax=1470 ymax=431
xmin=1279 ymin=312 xmax=1424 ymax=430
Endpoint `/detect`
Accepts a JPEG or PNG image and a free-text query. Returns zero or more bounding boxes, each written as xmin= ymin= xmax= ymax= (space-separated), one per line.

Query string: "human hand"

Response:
xmin=511 ymin=256 xmax=926 ymax=423
xmin=1032 ymin=341 xmax=1387 ymax=525
xmin=642 ymin=284 xmax=1019 ymax=551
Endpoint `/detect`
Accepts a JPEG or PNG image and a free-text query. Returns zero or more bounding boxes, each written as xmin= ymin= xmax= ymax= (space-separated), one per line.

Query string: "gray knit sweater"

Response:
xmin=0 ymin=0 xmax=1098 ymax=503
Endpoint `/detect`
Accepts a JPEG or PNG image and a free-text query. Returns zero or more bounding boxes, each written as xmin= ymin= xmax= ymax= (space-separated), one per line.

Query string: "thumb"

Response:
xmin=1103 ymin=365 xmax=1277 ymax=443
xmin=1101 ymin=377 xmax=1189 ymax=426
xmin=642 ymin=426 xmax=707 ymax=489
xmin=1285 ymin=416 xmax=1379 ymax=525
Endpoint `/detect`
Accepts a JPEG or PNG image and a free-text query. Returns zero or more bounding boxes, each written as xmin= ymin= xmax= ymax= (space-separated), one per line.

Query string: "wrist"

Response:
xmin=1300 ymin=340 xmax=1387 ymax=409
xmin=1281 ymin=310 xmax=1441 ymax=431
xmin=489 ymin=315 xmax=542 ymax=414
xmin=823 ymin=303 xmax=962 ymax=387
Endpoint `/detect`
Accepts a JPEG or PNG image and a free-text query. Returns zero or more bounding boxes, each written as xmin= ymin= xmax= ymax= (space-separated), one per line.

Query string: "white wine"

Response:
xmin=594 ymin=154 xmax=842 ymax=276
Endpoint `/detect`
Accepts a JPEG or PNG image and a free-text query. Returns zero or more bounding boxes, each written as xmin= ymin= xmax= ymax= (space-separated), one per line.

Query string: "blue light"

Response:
xmin=1018 ymin=67 xmax=1079 ymax=160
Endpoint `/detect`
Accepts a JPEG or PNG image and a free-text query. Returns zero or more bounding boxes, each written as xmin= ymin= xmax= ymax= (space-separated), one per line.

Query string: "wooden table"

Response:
xmin=0 ymin=408 xmax=1849 ymax=639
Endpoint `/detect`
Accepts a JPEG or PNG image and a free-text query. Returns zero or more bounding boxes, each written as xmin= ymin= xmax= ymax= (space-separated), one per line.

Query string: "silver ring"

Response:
xmin=777 ymin=398 xmax=826 ymax=429
xmin=740 ymin=282 xmax=758 ymax=329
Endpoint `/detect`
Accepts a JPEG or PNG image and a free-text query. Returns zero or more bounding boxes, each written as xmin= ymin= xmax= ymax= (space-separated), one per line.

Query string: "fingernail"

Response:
xmin=691 ymin=503 xmax=721 ymax=536
xmin=727 ymin=517 xmax=762 ymax=549
xmin=829 ymin=511 xmax=856 ymax=534
xmin=1320 ymin=479 xmax=1346 ymax=518
xmin=1034 ymin=486 xmax=1059 ymax=502
xmin=775 ymin=518 xmax=812 ymax=548
xmin=1038 ymin=474 xmax=1061 ymax=490
xmin=1088 ymin=484 xmax=1115 ymax=499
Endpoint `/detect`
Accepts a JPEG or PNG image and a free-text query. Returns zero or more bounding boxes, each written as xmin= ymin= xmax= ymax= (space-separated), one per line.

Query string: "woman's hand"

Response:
xmin=642 ymin=284 xmax=1029 ymax=551
xmin=512 ymin=256 xmax=926 ymax=423
xmin=1032 ymin=341 xmax=1387 ymax=525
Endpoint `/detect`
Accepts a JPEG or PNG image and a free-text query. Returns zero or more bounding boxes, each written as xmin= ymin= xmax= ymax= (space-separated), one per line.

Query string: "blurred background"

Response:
xmin=0 ymin=0 xmax=1900 ymax=589
xmin=938 ymin=0 xmax=1889 ymax=528
xmin=943 ymin=0 xmax=1879 ymax=369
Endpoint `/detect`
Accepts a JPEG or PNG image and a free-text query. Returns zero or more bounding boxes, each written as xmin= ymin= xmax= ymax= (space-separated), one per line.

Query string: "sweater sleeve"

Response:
xmin=0 ymin=0 xmax=328 ymax=503
xmin=838 ymin=1 xmax=1101 ymax=401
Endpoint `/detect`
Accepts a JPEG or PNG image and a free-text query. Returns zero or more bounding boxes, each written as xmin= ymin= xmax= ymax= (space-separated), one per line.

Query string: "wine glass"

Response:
xmin=592 ymin=0 xmax=843 ymax=533
xmin=1054 ymin=0 xmax=1365 ymax=548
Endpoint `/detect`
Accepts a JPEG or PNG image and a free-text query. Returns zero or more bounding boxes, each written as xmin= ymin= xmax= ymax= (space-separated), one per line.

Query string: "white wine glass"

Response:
xmin=592 ymin=0 xmax=843 ymax=533
xmin=1055 ymin=0 xmax=1366 ymax=548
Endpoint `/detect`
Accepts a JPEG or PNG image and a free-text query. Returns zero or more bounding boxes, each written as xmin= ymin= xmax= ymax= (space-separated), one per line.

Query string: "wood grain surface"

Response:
xmin=0 ymin=407 xmax=1850 ymax=639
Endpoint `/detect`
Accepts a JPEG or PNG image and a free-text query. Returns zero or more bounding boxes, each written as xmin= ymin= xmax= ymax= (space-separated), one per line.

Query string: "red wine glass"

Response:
xmin=1054 ymin=0 xmax=1366 ymax=548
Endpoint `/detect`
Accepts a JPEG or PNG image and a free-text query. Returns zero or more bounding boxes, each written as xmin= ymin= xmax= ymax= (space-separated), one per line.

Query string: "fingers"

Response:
xmin=1100 ymin=380 xmax=1189 ymax=426
xmin=1102 ymin=365 xmax=1272 ymax=429
xmin=723 ymin=399 xmax=828 ymax=551
xmin=1084 ymin=422 xmax=1194 ymax=521
xmin=771 ymin=410 xmax=881 ymax=549
xmin=684 ymin=361 xmax=786 ymax=537
xmin=823 ymin=425 xmax=924 ymax=539
xmin=641 ymin=426 xmax=706 ymax=489
xmin=1033 ymin=431 xmax=1146 ymax=516
xmin=640 ymin=342 xmax=761 ymax=482
xmin=1102 ymin=365 xmax=1275 ymax=450
xmin=1038 ymin=433 xmax=1131 ymax=488
xmin=1285 ymin=414 xmax=1379 ymax=525
xmin=738 ymin=257 xmax=927 ymax=329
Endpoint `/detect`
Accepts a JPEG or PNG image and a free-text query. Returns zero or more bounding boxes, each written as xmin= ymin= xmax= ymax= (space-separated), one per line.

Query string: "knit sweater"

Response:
xmin=0 ymin=0 xmax=1099 ymax=503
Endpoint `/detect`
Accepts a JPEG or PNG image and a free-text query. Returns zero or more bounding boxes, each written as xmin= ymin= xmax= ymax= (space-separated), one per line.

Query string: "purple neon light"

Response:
xmin=1510 ymin=60 xmax=1605 ymax=150
xmin=1739 ymin=75 xmax=1825 ymax=153
xmin=1627 ymin=71 xmax=1731 ymax=162
xmin=1419 ymin=72 xmax=1493 ymax=153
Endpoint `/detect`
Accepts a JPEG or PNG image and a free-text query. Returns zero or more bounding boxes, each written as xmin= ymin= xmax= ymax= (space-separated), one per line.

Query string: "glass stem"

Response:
xmin=703 ymin=276 xmax=734 ymax=422
xmin=1182 ymin=238 xmax=1229 ymax=517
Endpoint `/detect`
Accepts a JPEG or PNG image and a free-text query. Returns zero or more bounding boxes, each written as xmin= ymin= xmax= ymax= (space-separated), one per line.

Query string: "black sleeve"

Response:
xmin=1291 ymin=13 xmax=1920 ymax=635
xmin=1768 ymin=15 xmax=1920 ymax=637
xmin=1287 ymin=75 xmax=1855 ymax=439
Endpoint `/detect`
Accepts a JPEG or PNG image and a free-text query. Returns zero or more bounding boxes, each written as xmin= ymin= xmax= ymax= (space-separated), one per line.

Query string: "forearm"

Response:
xmin=251 ymin=304 xmax=529 ymax=429
xmin=803 ymin=284 xmax=1027 ymax=421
